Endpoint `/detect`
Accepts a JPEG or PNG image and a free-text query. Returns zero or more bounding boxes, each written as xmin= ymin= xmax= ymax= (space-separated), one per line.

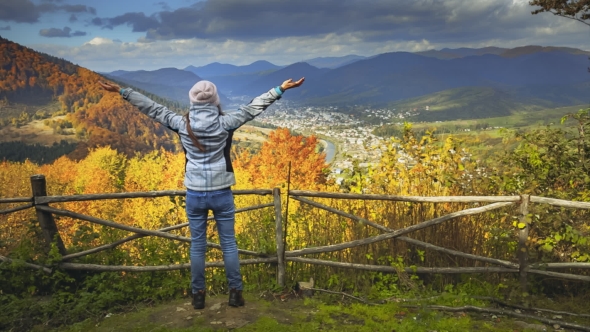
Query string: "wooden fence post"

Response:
xmin=518 ymin=194 xmax=530 ymax=295
xmin=273 ymin=188 xmax=285 ymax=287
xmin=31 ymin=174 xmax=67 ymax=256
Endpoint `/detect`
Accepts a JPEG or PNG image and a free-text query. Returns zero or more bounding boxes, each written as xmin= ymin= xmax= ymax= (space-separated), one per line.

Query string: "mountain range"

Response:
xmin=105 ymin=68 xmax=231 ymax=106
xmin=105 ymin=45 xmax=590 ymax=119
xmin=184 ymin=60 xmax=281 ymax=77
xmin=1 ymin=35 xmax=589 ymax=163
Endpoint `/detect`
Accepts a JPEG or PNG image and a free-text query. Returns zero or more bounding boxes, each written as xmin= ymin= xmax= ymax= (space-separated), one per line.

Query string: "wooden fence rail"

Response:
xmin=60 ymin=203 xmax=275 ymax=261
xmin=0 ymin=203 xmax=33 ymax=215
xmin=1 ymin=175 xmax=590 ymax=290
xmin=0 ymin=197 xmax=33 ymax=204
xmin=34 ymin=189 xmax=273 ymax=205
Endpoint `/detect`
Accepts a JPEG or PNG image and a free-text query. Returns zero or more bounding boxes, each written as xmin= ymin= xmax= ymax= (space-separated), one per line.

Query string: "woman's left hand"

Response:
xmin=98 ymin=81 xmax=121 ymax=93
xmin=280 ymin=77 xmax=305 ymax=91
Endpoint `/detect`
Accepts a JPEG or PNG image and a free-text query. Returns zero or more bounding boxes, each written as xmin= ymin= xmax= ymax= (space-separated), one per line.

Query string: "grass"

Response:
xmin=52 ymin=291 xmax=590 ymax=332
xmin=0 ymin=100 xmax=61 ymax=120
xmin=410 ymin=104 xmax=585 ymax=132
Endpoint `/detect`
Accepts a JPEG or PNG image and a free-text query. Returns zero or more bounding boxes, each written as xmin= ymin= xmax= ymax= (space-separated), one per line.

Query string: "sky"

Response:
xmin=1 ymin=0 xmax=589 ymax=72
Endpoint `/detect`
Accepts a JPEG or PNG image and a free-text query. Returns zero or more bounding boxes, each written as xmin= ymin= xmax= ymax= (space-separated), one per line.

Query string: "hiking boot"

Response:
xmin=192 ymin=290 xmax=205 ymax=309
xmin=228 ymin=288 xmax=245 ymax=307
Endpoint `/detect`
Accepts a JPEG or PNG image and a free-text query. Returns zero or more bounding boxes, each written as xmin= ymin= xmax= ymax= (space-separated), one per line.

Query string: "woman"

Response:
xmin=99 ymin=77 xmax=305 ymax=309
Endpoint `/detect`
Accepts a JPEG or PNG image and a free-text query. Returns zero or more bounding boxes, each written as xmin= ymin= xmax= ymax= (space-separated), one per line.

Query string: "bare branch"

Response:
xmin=550 ymin=11 xmax=590 ymax=26
xmin=308 ymin=288 xmax=378 ymax=305
xmin=473 ymin=296 xmax=590 ymax=318
xmin=529 ymin=0 xmax=590 ymax=26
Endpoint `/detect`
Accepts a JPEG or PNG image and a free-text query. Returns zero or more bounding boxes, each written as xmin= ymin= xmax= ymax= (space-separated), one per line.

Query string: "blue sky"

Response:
xmin=1 ymin=0 xmax=589 ymax=72
xmin=1 ymin=0 xmax=201 ymax=46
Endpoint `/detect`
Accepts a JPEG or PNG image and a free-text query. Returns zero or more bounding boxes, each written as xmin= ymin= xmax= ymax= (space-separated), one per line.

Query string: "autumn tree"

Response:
xmin=529 ymin=0 xmax=590 ymax=26
xmin=368 ymin=123 xmax=483 ymax=197
xmin=235 ymin=127 xmax=328 ymax=190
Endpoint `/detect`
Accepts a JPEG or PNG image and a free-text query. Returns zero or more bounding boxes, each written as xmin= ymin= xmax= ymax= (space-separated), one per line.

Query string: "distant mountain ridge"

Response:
xmin=290 ymin=51 xmax=590 ymax=119
xmin=102 ymin=45 xmax=590 ymax=120
xmin=181 ymin=55 xmax=367 ymax=78
xmin=500 ymin=45 xmax=590 ymax=58
xmin=302 ymin=55 xmax=367 ymax=69
xmin=234 ymin=62 xmax=331 ymax=97
xmin=105 ymin=67 xmax=231 ymax=106
xmin=112 ymin=67 xmax=202 ymax=87
xmin=415 ymin=45 xmax=590 ymax=59
xmin=416 ymin=47 xmax=508 ymax=59
xmin=184 ymin=60 xmax=282 ymax=78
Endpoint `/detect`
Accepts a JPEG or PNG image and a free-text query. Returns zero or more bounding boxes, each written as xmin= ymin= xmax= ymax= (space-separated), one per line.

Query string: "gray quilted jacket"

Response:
xmin=121 ymin=87 xmax=283 ymax=191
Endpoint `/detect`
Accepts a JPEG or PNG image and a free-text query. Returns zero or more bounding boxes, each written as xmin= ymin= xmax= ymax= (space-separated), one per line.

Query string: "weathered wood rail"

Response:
xmin=1 ymin=174 xmax=590 ymax=290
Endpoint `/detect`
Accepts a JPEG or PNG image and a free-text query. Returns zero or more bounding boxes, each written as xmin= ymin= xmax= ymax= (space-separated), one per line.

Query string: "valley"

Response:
xmin=254 ymin=102 xmax=587 ymax=179
xmin=1 ymin=92 xmax=587 ymax=180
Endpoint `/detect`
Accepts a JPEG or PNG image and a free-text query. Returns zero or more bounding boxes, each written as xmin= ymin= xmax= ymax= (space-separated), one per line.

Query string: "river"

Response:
xmin=321 ymin=139 xmax=336 ymax=164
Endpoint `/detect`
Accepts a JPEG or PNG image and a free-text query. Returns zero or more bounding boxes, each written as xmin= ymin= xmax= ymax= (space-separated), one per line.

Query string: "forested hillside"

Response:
xmin=0 ymin=37 xmax=180 ymax=161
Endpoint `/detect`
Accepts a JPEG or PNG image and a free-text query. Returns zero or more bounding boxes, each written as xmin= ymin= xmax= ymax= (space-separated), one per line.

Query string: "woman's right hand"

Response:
xmin=98 ymin=81 xmax=122 ymax=93
xmin=280 ymin=77 xmax=305 ymax=91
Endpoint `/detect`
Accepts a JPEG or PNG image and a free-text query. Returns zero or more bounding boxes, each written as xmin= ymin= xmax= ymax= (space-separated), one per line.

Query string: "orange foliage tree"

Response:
xmin=234 ymin=128 xmax=328 ymax=190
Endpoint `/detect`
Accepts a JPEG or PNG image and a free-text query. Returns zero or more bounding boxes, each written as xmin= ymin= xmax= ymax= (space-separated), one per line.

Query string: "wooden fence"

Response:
xmin=1 ymin=174 xmax=590 ymax=292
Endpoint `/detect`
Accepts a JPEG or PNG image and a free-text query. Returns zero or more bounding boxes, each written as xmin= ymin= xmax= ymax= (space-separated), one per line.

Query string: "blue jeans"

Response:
xmin=186 ymin=188 xmax=243 ymax=293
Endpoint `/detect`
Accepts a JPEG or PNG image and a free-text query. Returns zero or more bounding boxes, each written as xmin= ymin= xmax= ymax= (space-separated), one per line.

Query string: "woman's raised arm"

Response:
xmin=220 ymin=77 xmax=305 ymax=131
xmin=98 ymin=81 xmax=184 ymax=132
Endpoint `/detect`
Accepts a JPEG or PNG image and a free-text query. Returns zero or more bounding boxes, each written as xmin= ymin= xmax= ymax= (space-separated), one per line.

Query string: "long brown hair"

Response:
xmin=184 ymin=105 xmax=224 ymax=152
xmin=184 ymin=113 xmax=205 ymax=152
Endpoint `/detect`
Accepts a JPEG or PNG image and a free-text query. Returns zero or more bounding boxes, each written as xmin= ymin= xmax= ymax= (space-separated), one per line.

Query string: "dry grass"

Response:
xmin=0 ymin=116 xmax=78 ymax=145
xmin=233 ymin=125 xmax=271 ymax=143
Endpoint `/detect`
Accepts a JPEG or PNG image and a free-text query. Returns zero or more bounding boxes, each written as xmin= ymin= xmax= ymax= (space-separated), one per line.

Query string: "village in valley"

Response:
xmin=240 ymin=98 xmax=421 ymax=182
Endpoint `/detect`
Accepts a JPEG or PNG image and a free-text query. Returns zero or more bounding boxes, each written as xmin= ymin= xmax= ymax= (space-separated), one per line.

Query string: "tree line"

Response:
xmin=0 ymin=140 xmax=77 ymax=164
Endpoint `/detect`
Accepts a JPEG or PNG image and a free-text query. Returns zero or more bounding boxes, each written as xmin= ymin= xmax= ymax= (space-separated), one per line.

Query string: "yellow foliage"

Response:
xmin=0 ymin=128 xmax=507 ymax=274
xmin=0 ymin=160 xmax=39 ymax=254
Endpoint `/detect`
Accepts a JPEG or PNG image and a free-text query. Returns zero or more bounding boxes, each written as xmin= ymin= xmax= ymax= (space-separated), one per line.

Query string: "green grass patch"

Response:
xmin=376 ymin=104 xmax=585 ymax=137
xmin=49 ymin=290 xmax=590 ymax=332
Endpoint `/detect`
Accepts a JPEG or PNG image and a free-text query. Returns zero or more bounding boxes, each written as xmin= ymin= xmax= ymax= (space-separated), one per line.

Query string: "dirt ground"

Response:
xmin=57 ymin=291 xmax=309 ymax=332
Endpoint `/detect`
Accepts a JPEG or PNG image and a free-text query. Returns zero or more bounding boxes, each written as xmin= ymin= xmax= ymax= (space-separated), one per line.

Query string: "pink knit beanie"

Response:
xmin=189 ymin=80 xmax=220 ymax=105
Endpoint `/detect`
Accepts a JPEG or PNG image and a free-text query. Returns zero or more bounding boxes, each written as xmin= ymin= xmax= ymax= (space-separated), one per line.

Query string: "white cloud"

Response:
xmin=84 ymin=37 xmax=116 ymax=46
xmin=28 ymin=2 xmax=590 ymax=74
xmin=28 ymin=32 xmax=586 ymax=72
